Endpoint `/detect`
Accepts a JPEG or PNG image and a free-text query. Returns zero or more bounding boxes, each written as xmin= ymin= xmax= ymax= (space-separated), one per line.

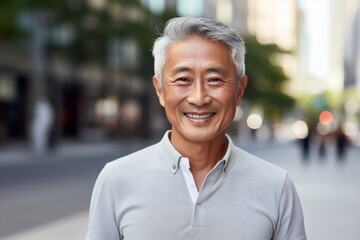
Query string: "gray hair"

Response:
xmin=152 ymin=17 xmax=246 ymax=86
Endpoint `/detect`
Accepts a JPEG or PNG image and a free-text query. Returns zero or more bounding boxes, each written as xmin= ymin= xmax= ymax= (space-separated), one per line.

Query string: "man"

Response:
xmin=86 ymin=17 xmax=306 ymax=240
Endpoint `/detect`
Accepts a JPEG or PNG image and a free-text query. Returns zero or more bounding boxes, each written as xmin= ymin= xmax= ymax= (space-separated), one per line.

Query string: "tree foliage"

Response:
xmin=0 ymin=1 xmax=27 ymax=40
xmin=244 ymin=36 xmax=295 ymax=121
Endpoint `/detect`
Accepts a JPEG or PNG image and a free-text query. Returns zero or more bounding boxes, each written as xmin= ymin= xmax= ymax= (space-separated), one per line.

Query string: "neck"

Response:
xmin=170 ymin=131 xmax=228 ymax=191
xmin=170 ymin=132 xmax=228 ymax=172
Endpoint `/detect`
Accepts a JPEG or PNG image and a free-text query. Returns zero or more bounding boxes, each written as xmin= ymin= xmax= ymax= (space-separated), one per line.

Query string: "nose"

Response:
xmin=187 ymin=81 xmax=211 ymax=106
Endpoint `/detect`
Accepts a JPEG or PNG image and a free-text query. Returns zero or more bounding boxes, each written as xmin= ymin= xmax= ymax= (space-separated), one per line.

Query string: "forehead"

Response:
xmin=165 ymin=36 xmax=234 ymax=70
xmin=168 ymin=36 xmax=230 ymax=56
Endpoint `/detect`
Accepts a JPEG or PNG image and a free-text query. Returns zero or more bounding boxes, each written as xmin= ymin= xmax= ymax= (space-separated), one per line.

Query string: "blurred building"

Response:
xmin=298 ymin=0 xmax=360 ymax=95
xmin=144 ymin=0 xmax=247 ymax=31
xmin=298 ymin=0 xmax=334 ymax=95
xmin=0 ymin=45 xmax=29 ymax=143
xmin=343 ymin=0 xmax=360 ymax=143
xmin=344 ymin=0 xmax=360 ymax=92
xmin=246 ymin=0 xmax=300 ymax=97
xmin=0 ymin=1 xmax=160 ymax=145
xmin=329 ymin=0 xmax=346 ymax=93
xmin=298 ymin=0 xmax=346 ymax=97
xmin=300 ymin=0 xmax=348 ymax=98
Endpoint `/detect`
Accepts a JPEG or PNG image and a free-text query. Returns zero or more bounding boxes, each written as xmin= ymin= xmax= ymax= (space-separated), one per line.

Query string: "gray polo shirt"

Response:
xmin=86 ymin=131 xmax=306 ymax=240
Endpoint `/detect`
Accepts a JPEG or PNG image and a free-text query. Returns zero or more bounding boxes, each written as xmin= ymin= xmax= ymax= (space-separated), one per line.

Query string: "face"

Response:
xmin=153 ymin=36 xmax=247 ymax=144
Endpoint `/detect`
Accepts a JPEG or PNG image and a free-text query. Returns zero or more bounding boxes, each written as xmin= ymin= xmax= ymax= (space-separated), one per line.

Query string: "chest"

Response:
xmin=114 ymin=172 xmax=277 ymax=240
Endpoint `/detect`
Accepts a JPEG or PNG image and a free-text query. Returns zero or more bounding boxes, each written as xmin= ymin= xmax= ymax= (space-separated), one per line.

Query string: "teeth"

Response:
xmin=186 ymin=113 xmax=214 ymax=119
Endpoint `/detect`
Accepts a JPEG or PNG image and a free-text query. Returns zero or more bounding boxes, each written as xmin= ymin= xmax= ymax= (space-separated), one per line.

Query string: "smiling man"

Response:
xmin=86 ymin=17 xmax=306 ymax=240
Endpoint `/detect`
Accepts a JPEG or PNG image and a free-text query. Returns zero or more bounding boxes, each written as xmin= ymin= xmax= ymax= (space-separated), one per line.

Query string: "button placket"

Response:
xmin=179 ymin=157 xmax=199 ymax=204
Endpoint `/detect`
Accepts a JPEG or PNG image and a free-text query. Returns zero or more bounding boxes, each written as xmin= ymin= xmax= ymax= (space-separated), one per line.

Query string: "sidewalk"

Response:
xmin=0 ymin=138 xmax=157 ymax=166
xmin=0 ymin=212 xmax=89 ymax=240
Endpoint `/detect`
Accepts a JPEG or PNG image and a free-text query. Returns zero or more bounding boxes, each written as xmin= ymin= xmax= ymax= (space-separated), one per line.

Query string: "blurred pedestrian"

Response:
xmin=0 ymin=120 xmax=6 ymax=144
xmin=86 ymin=17 xmax=306 ymax=240
xmin=30 ymin=96 xmax=54 ymax=154
xmin=299 ymin=120 xmax=313 ymax=160
xmin=317 ymin=132 xmax=328 ymax=159
xmin=335 ymin=123 xmax=348 ymax=160
xmin=300 ymin=133 xmax=311 ymax=160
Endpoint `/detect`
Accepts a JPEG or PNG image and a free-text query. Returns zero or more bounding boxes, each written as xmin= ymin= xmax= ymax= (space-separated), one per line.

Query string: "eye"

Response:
xmin=207 ymin=78 xmax=222 ymax=85
xmin=175 ymin=78 xmax=191 ymax=85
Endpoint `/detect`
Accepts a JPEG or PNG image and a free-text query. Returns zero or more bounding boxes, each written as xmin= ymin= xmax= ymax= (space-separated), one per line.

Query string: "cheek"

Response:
xmin=163 ymin=86 xmax=188 ymax=103
xmin=210 ymin=86 xmax=238 ymax=102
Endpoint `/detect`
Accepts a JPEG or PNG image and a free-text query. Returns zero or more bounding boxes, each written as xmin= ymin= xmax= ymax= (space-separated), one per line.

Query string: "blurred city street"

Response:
xmin=0 ymin=136 xmax=359 ymax=240
xmin=1 ymin=0 xmax=360 ymax=240
xmin=0 ymin=137 xmax=158 ymax=240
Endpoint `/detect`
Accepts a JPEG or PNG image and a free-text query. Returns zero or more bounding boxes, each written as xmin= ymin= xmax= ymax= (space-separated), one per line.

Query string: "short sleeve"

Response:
xmin=273 ymin=174 xmax=307 ymax=240
xmin=85 ymin=164 xmax=121 ymax=240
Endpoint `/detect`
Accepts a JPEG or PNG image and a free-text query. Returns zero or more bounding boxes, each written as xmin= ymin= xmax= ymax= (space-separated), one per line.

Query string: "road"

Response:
xmin=0 ymin=138 xmax=156 ymax=239
xmin=0 ymin=137 xmax=359 ymax=240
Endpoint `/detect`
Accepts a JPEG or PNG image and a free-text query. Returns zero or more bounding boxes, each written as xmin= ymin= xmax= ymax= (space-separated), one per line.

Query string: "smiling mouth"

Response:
xmin=185 ymin=113 xmax=216 ymax=119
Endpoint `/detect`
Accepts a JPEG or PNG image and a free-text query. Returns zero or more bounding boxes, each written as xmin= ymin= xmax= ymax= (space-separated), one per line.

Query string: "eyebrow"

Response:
xmin=171 ymin=66 xmax=228 ymax=75
xmin=205 ymin=67 xmax=228 ymax=75
xmin=171 ymin=67 xmax=192 ymax=75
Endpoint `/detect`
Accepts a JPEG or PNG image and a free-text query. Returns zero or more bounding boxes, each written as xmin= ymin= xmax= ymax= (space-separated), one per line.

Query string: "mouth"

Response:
xmin=184 ymin=112 xmax=216 ymax=120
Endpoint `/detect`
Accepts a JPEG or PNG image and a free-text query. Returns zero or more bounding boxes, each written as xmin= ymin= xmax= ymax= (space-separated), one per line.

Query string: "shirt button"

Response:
xmin=172 ymin=164 xmax=176 ymax=170
xmin=196 ymin=204 xmax=201 ymax=210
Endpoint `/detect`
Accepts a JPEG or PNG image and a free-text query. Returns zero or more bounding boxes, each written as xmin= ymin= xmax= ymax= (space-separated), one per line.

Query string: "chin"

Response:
xmin=183 ymin=130 xmax=222 ymax=143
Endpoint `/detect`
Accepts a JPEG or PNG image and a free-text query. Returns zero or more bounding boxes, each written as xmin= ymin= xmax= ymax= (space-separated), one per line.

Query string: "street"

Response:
xmin=0 ymin=137 xmax=359 ymax=240
xmin=0 ymin=138 xmax=157 ymax=239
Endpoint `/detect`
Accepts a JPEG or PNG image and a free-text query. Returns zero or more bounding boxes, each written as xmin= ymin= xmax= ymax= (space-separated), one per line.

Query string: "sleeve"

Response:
xmin=273 ymin=174 xmax=307 ymax=240
xmin=85 ymin=164 xmax=121 ymax=240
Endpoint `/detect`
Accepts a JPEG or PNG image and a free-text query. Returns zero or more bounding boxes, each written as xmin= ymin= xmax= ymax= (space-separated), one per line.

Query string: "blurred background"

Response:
xmin=0 ymin=0 xmax=359 ymax=239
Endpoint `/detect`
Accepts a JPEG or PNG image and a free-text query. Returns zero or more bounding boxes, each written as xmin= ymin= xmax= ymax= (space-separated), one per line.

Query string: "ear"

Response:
xmin=236 ymin=75 xmax=248 ymax=106
xmin=153 ymin=75 xmax=165 ymax=107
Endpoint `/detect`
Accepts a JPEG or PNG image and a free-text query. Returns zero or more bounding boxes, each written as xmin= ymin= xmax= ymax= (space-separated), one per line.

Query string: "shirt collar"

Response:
xmin=158 ymin=131 xmax=236 ymax=174
xmin=158 ymin=131 xmax=182 ymax=174
xmin=223 ymin=134 xmax=236 ymax=174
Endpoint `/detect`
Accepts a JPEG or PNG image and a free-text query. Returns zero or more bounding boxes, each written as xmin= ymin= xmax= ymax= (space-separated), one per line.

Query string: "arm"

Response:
xmin=273 ymin=174 xmax=307 ymax=240
xmin=86 ymin=164 xmax=121 ymax=240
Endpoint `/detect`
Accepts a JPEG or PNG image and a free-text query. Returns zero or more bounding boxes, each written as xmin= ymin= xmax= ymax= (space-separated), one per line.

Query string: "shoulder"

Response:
xmin=104 ymin=143 xmax=161 ymax=172
xmin=231 ymin=146 xmax=289 ymax=186
xmin=234 ymin=146 xmax=286 ymax=173
xmin=94 ymin=143 xmax=162 ymax=184
xmin=229 ymin=146 xmax=301 ymax=212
